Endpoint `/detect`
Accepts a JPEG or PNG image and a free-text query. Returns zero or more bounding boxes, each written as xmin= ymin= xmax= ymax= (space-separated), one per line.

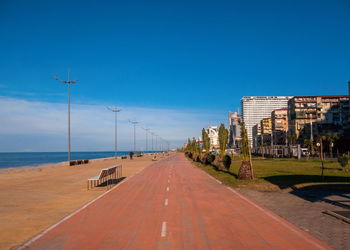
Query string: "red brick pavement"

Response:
xmin=20 ymin=153 xmax=331 ymax=250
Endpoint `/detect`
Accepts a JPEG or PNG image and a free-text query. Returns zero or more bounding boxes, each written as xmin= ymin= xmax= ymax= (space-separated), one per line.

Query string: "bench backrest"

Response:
xmin=97 ymin=164 xmax=121 ymax=180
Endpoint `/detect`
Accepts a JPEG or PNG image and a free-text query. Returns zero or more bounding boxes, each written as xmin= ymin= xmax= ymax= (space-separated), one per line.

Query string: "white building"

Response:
xmin=206 ymin=126 xmax=219 ymax=150
xmin=228 ymin=112 xmax=241 ymax=148
xmin=241 ymin=96 xmax=292 ymax=147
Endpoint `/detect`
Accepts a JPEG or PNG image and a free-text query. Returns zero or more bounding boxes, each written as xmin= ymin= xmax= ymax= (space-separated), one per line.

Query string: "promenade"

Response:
xmin=22 ymin=153 xmax=331 ymax=249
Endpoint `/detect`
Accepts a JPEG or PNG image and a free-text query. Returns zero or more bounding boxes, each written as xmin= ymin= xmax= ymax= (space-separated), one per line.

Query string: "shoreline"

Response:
xmin=0 ymin=156 xmax=115 ymax=174
xmin=0 ymin=152 xmax=159 ymax=174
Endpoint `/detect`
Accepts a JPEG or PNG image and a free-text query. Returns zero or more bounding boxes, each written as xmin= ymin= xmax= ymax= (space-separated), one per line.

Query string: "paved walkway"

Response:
xmin=21 ymin=153 xmax=331 ymax=249
xmin=239 ymin=188 xmax=350 ymax=250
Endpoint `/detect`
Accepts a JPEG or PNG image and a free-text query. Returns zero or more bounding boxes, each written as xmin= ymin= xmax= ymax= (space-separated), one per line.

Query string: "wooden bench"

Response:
xmin=87 ymin=164 xmax=122 ymax=190
xmin=70 ymin=159 xmax=89 ymax=166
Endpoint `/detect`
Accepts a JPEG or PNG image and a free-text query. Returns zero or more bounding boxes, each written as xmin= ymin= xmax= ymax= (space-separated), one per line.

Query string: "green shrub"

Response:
xmin=194 ymin=154 xmax=201 ymax=162
xmin=200 ymin=153 xmax=209 ymax=164
xmin=187 ymin=152 xmax=193 ymax=159
xmin=206 ymin=154 xmax=215 ymax=165
xmin=222 ymin=155 xmax=231 ymax=170
xmin=213 ymin=155 xmax=225 ymax=170
xmin=338 ymin=154 xmax=349 ymax=168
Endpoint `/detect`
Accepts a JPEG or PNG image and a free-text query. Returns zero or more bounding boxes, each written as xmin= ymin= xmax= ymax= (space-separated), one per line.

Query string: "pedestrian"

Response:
xmin=129 ymin=151 xmax=134 ymax=160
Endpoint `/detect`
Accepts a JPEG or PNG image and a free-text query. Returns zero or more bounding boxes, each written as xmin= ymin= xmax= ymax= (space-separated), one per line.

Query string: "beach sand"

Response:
xmin=0 ymin=153 xmax=167 ymax=249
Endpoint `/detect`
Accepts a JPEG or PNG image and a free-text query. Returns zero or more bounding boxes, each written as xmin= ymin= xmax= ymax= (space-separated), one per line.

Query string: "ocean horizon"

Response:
xmin=0 ymin=151 xmax=160 ymax=169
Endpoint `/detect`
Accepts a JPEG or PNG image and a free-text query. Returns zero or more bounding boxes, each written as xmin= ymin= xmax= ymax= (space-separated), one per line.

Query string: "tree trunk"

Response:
xmin=238 ymin=161 xmax=254 ymax=180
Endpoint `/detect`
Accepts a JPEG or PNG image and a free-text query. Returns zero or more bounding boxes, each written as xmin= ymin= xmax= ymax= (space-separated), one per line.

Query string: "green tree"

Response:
xmin=238 ymin=122 xmax=254 ymax=180
xmin=185 ymin=138 xmax=191 ymax=152
xmin=218 ymin=123 xmax=228 ymax=155
xmin=240 ymin=122 xmax=250 ymax=162
xmin=192 ymin=137 xmax=200 ymax=154
xmin=202 ymin=128 xmax=210 ymax=152
xmin=338 ymin=154 xmax=349 ymax=169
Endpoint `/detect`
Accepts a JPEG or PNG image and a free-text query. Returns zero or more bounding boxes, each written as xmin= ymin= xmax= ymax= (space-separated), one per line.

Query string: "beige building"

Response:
xmin=271 ymin=108 xmax=288 ymax=145
xmin=261 ymin=118 xmax=272 ymax=135
xmin=260 ymin=118 xmax=272 ymax=146
xmin=288 ymin=95 xmax=350 ymax=143
xmin=252 ymin=123 xmax=261 ymax=147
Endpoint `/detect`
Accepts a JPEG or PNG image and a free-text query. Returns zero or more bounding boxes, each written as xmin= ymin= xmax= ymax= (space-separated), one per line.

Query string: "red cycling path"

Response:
xmin=21 ymin=153 xmax=331 ymax=250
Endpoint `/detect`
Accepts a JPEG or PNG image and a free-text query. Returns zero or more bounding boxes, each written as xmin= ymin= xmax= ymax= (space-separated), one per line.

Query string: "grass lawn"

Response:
xmin=190 ymin=156 xmax=350 ymax=191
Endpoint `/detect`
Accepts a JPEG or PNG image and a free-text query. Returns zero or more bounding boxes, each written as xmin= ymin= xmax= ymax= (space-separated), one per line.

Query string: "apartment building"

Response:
xmin=271 ymin=108 xmax=288 ymax=145
xmin=260 ymin=117 xmax=272 ymax=145
xmin=241 ymin=96 xmax=292 ymax=146
xmin=252 ymin=123 xmax=261 ymax=147
xmin=288 ymin=95 xmax=350 ymax=143
xmin=228 ymin=112 xmax=241 ymax=148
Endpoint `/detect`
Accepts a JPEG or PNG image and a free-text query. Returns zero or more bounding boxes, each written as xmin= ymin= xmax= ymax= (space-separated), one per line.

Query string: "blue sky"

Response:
xmin=0 ymin=0 xmax=350 ymax=151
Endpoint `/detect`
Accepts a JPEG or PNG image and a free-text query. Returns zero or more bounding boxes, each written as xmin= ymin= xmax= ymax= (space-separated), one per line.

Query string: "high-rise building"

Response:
xmin=241 ymin=96 xmax=292 ymax=146
xmin=228 ymin=112 xmax=241 ymax=148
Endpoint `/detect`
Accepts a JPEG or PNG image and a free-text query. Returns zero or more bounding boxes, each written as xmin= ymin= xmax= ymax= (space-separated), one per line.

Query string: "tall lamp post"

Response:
xmin=129 ymin=120 xmax=139 ymax=152
xmin=142 ymin=127 xmax=150 ymax=151
xmin=52 ymin=70 xmax=78 ymax=163
xmin=107 ymin=106 xmax=121 ymax=158
xmin=151 ymin=132 xmax=154 ymax=151
xmin=154 ymin=134 xmax=158 ymax=152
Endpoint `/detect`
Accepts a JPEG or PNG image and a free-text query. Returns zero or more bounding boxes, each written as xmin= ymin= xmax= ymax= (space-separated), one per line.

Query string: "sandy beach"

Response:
xmin=0 ymin=153 xmax=168 ymax=250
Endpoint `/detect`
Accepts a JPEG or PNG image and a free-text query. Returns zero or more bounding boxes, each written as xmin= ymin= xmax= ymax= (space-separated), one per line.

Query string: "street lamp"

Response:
xmin=154 ymin=134 xmax=158 ymax=151
xmin=159 ymin=137 xmax=163 ymax=152
xmin=107 ymin=106 xmax=121 ymax=159
xmin=129 ymin=120 xmax=139 ymax=152
xmin=151 ymin=132 xmax=154 ymax=151
xmin=52 ymin=70 xmax=78 ymax=163
xmin=142 ymin=127 xmax=150 ymax=152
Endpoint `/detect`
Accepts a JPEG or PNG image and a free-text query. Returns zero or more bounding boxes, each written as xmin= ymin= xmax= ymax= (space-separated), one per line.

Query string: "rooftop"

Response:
xmin=293 ymin=95 xmax=350 ymax=99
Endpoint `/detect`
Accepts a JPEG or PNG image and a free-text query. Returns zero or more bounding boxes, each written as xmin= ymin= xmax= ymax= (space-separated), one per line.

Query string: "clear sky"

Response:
xmin=0 ymin=0 xmax=350 ymax=151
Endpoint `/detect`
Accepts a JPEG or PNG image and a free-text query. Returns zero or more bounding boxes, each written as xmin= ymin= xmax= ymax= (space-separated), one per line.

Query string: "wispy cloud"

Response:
xmin=0 ymin=97 xmax=225 ymax=152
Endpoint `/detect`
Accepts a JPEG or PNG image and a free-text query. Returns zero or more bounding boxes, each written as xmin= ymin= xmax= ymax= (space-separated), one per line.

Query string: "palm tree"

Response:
xmin=325 ymin=133 xmax=339 ymax=158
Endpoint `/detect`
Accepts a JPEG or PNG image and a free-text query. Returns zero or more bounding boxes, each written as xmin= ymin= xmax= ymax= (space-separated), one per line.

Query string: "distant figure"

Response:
xmin=129 ymin=151 xmax=134 ymax=160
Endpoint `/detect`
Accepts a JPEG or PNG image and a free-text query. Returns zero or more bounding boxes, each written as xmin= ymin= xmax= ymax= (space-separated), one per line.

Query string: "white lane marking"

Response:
xmin=164 ymin=198 xmax=168 ymax=206
xmin=17 ymin=164 xmax=150 ymax=250
xmin=161 ymin=222 xmax=167 ymax=237
xmin=226 ymin=187 xmax=326 ymax=249
xmin=166 ymin=186 xmax=170 ymax=192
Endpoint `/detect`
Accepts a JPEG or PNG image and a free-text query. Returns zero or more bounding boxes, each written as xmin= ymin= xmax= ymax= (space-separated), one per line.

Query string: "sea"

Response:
xmin=0 ymin=151 xmax=159 ymax=169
